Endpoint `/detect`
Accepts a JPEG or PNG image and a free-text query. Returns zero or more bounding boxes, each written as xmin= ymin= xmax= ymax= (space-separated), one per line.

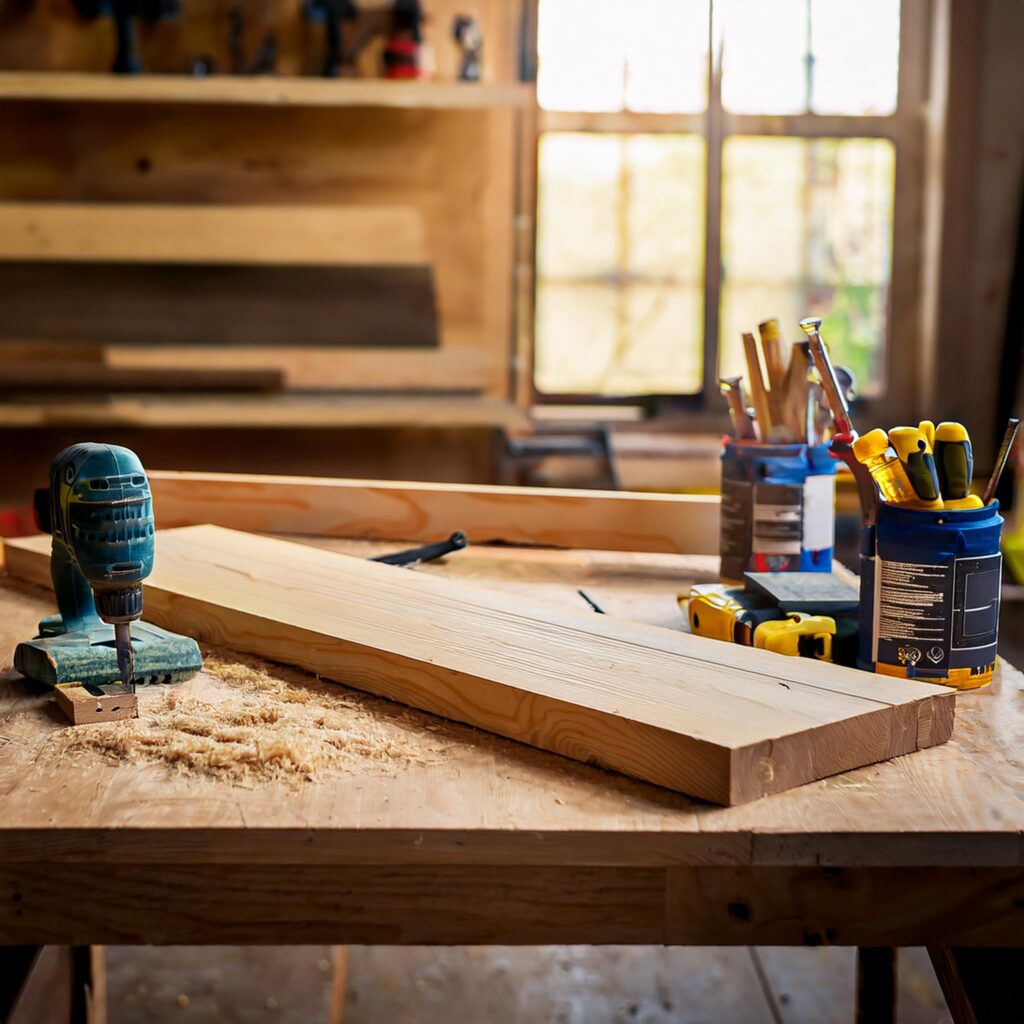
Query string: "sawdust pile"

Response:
xmin=48 ymin=652 xmax=453 ymax=784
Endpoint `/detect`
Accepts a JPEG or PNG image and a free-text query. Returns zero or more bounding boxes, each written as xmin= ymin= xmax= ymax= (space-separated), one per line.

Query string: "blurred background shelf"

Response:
xmin=0 ymin=72 xmax=534 ymax=109
xmin=0 ymin=394 xmax=529 ymax=430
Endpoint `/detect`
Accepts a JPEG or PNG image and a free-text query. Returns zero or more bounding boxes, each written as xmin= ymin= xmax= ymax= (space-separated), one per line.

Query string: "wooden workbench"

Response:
xmin=1 ymin=538 xmax=1022 ymax=971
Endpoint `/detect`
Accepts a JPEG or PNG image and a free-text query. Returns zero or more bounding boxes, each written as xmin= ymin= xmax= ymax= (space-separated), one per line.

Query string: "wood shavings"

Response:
xmin=46 ymin=649 xmax=453 ymax=785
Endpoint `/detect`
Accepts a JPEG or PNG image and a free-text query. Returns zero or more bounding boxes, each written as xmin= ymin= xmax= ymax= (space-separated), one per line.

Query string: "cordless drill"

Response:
xmin=14 ymin=443 xmax=202 ymax=692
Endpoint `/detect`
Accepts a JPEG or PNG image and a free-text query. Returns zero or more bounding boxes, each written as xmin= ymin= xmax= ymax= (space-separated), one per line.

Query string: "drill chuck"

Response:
xmin=95 ymin=583 xmax=144 ymax=623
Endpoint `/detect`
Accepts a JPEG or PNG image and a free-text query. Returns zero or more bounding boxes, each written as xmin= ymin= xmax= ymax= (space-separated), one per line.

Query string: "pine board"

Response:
xmin=3 ymin=527 xmax=955 ymax=805
xmin=146 ymin=470 xmax=722 ymax=555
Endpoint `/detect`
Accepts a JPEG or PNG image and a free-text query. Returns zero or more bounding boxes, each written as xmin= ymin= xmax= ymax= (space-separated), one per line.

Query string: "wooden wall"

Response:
xmin=0 ymin=0 xmax=526 ymax=402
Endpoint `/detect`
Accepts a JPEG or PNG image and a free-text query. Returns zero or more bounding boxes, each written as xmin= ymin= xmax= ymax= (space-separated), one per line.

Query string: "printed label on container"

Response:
xmin=752 ymin=482 xmax=802 ymax=556
xmin=719 ymin=477 xmax=752 ymax=580
xmin=950 ymin=553 xmax=1001 ymax=667
xmin=872 ymin=558 xmax=951 ymax=670
xmin=872 ymin=553 xmax=1002 ymax=672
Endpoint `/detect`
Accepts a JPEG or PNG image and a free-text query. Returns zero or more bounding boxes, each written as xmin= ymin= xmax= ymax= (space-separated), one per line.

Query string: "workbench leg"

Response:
xmin=928 ymin=947 xmax=1024 ymax=1024
xmin=0 ymin=946 xmax=43 ymax=1022
xmin=70 ymin=946 xmax=105 ymax=1024
xmin=329 ymin=945 xmax=349 ymax=1024
xmin=855 ymin=947 xmax=896 ymax=1024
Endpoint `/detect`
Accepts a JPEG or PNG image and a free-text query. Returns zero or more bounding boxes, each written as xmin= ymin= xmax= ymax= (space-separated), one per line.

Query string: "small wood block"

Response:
xmin=55 ymin=685 xmax=138 ymax=726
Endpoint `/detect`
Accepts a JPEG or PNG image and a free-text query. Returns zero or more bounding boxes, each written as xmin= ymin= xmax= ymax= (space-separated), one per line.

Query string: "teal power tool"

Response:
xmin=13 ymin=443 xmax=203 ymax=693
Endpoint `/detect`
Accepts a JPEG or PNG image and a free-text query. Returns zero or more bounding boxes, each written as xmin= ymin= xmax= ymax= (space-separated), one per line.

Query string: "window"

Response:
xmin=531 ymin=0 xmax=924 ymax=414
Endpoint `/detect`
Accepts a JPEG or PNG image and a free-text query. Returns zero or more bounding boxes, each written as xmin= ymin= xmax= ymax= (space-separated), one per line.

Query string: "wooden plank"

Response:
xmin=0 ymin=99 xmax=518 ymax=399
xmin=144 ymin=469 xmax=722 ymax=554
xmin=0 ymin=395 xmax=527 ymax=430
xmin=4 ymin=526 xmax=954 ymax=805
xmin=0 ymin=73 xmax=534 ymax=109
xmin=0 ymin=344 xmax=483 ymax=394
xmin=0 ymin=363 xmax=284 ymax=395
xmin=0 ymin=554 xmax=1017 ymax=878
xmin=0 ymin=263 xmax=440 ymax=353
xmin=1 ymin=863 xmax=1021 ymax=947
xmin=0 ymin=203 xmax=426 ymax=266
xmin=104 ymin=347 xmax=483 ymax=392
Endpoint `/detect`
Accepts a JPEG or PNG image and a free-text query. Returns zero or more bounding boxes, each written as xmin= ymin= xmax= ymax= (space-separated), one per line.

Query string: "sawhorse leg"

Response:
xmin=928 ymin=947 xmax=1024 ymax=1024
xmin=856 ymin=947 xmax=896 ymax=1024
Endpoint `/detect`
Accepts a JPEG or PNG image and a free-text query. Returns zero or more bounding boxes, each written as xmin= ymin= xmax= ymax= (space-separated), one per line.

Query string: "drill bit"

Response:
xmin=114 ymin=621 xmax=135 ymax=693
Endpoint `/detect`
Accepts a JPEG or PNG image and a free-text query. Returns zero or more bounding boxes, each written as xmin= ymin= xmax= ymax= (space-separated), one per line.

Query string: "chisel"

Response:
xmin=741 ymin=332 xmax=773 ymax=438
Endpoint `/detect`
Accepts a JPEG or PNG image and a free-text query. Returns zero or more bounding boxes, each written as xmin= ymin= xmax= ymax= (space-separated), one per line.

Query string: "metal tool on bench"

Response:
xmin=13 ymin=444 xmax=202 ymax=718
xmin=683 ymin=571 xmax=859 ymax=665
xmin=373 ymin=530 xmax=468 ymax=567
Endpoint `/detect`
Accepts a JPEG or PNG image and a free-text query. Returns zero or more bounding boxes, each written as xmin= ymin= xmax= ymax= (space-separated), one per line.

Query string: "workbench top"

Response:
xmin=2 ymin=537 xmax=1022 ymax=947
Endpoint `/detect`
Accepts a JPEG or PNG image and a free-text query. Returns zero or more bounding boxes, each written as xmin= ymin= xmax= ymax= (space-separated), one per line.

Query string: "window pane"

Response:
xmin=719 ymin=0 xmax=809 ymax=115
xmin=719 ymin=0 xmax=901 ymax=115
xmin=719 ymin=137 xmax=895 ymax=394
xmin=811 ymin=0 xmax=900 ymax=115
xmin=536 ymin=134 xmax=621 ymax=278
xmin=537 ymin=0 xmax=709 ymax=113
xmin=535 ymin=133 xmax=706 ymax=396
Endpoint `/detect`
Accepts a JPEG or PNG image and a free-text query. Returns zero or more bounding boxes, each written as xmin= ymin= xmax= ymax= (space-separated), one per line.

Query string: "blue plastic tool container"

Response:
xmin=858 ymin=501 xmax=1003 ymax=688
xmin=719 ymin=441 xmax=837 ymax=584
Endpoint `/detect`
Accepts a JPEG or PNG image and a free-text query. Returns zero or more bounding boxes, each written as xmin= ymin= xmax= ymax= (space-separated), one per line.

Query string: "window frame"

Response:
xmin=520 ymin=0 xmax=930 ymax=431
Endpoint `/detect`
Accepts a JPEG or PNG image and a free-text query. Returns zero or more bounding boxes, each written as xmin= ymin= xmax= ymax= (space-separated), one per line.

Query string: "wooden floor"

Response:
xmin=97 ymin=945 xmax=951 ymax=1023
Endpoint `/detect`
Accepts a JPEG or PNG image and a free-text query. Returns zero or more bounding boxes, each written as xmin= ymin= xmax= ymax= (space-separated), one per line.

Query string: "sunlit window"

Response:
xmin=719 ymin=137 xmax=895 ymax=392
xmin=719 ymin=0 xmax=900 ymax=115
xmin=535 ymin=134 xmax=705 ymax=395
xmin=537 ymin=0 xmax=710 ymax=113
xmin=534 ymin=0 xmax=906 ymax=402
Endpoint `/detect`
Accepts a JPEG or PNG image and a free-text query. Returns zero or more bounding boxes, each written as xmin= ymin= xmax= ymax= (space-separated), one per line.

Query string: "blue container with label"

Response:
xmin=719 ymin=441 xmax=837 ymax=584
xmin=858 ymin=501 xmax=1003 ymax=688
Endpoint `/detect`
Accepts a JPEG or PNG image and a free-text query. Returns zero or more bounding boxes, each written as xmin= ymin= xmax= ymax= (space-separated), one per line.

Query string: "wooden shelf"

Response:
xmin=0 ymin=394 xmax=529 ymax=430
xmin=0 ymin=72 xmax=534 ymax=110
xmin=0 ymin=202 xmax=426 ymax=266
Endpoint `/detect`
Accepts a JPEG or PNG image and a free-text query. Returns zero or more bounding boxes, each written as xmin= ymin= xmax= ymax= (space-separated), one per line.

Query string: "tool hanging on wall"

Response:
xmin=304 ymin=0 xmax=359 ymax=76
xmin=72 ymin=0 xmax=182 ymax=74
xmin=383 ymin=0 xmax=427 ymax=78
xmin=452 ymin=14 xmax=482 ymax=81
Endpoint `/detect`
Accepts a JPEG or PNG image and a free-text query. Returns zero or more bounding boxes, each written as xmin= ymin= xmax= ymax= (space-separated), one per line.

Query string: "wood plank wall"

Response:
xmin=0 ymin=0 xmax=525 ymax=403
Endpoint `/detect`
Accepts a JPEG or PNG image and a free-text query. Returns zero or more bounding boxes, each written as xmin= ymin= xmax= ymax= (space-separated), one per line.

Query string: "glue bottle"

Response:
xmin=851 ymin=429 xmax=918 ymax=506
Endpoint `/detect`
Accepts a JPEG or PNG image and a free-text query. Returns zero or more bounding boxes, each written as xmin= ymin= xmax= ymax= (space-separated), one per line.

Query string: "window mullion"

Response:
xmin=700 ymin=3 xmax=724 ymax=403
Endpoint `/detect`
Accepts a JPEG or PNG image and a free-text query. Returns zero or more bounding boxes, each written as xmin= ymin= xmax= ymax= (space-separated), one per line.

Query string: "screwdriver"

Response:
xmin=741 ymin=332 xmax=774 ymax=438
xmin=982 ymin=417 xmax=1022 ymax=505
xmin=798 ymin=318 xmax=853 ymax=437
xmin=888 ymin=426 xmax=943 ymax=506
xmin=719 ymin=376 xmax=758 ymax=440
xmin=852 ymin=429 xmax=918 ymax=506
xmin=934 ymin=422 xmax=973 ymax=500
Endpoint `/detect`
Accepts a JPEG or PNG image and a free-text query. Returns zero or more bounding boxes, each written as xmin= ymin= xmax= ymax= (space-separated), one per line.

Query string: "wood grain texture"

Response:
xmin=0 ymin=264 xmax=441 ymax=350
xmin=1 ymin=863 xmax=1021 ymax=947
xmin=0 ymin=83 xmax=519 ymax=398
xmin=0 ymin=395 xmax=526 ymax=430
xmin=145 ymin=470 xmax=722 ymax=554
xmin=104 ymin=346 xmax=482 ymax=391
xmin=0 ymin=202 xmax=426 ymax=266
xmin=4 ymin=526 xmax=954 ymax=805
xmin=0 ymin=73 xmax=534 ymax=109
